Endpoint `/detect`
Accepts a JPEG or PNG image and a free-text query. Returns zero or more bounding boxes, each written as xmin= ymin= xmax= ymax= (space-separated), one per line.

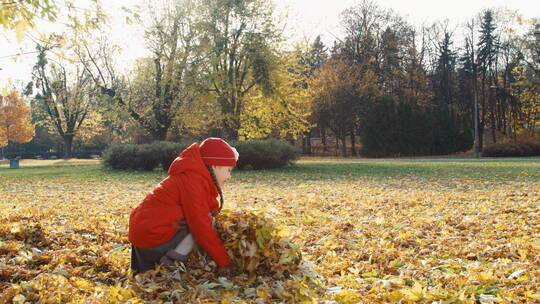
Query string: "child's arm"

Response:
xmin=182 ymin=180 xmax=231 ymax=268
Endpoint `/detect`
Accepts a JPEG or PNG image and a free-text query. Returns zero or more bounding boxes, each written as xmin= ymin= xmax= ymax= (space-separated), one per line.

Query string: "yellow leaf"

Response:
xmin=361 ymin=271 xmax=378 ymax=278
xmin=10 ymin=225 xmax=21 ymax=234
xmin=386 ymin=290 xmax=404 ymax=302
xmin=401 ymin=282 xmax=424 ymax=301
xmin=70 ymin=278 xmax=92 ymax=291
xmin=14 ymin=20 xmax=29 ymax=42
xmin=518 ymin=249 xmax=528 ymax=260
xmin=478 ymin=271 xmax=497 ymax=284
xmin=347 ymin=267 xmax=360 ymax=275
xmin=256 ymin=287 xmax=271 ymax=300
xmin=526 ymin=292 xmax=540 ymax=299
xmin=515 ymin=275 xmax=529 ymax=282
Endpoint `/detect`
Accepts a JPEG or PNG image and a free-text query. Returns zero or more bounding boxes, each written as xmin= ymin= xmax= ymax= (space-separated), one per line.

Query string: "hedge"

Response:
xmin=233 ymin=138 xmax=300 ymax=170
xmin=102 ymin=142 xmax=189 ymax=171
xmin=102 ymin=139 xmax=299 ymax=171
xmin=482 ymin=141 xmax=540 ymax=157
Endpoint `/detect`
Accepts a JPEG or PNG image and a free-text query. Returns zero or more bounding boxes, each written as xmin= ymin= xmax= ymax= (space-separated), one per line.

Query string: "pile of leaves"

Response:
xmin=184 ymin=211 xmax=320 ymax=299
xmin=130 ymin=210 xmax=321 ymax=302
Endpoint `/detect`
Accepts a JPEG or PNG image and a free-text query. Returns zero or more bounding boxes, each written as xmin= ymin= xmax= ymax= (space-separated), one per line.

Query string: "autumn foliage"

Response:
xmin=0 ymin=90 xmax=34 ymax=148
xmin=130 ymin=211 xmax=317 ymax=302
xmin=1 ymin=160 xmax=539 ymax=303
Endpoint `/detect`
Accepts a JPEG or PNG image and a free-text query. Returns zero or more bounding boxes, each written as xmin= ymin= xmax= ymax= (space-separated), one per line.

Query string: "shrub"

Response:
xmin=102 ymin=141 xmax=190 ymax=171
xmin=233 ymin=138 xmax=299 ymax=170
xmin=153 ymin=141 xmax=191 ymax=171
xmin=135 ymin=144 xmax=161 ymax=171
xmin=523 ymin=142 xmax=540 ymax=155
xmin=102 ymin=139 xmax=298 ymax=171
xmin=483 ymin=141 xmax=540 ymax=157
xmin=102 ymin=144 xmax=140 ymax=170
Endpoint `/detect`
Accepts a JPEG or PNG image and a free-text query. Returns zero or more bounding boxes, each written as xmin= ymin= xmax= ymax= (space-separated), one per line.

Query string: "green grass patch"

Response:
xmin=1 ymin=158 xmax=539 ymax=184
xmin=236 ymin=159 xmax=540 ymax=182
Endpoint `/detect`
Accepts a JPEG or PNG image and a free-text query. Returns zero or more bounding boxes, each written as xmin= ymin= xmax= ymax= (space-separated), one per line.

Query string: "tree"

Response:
xmin=339 ymin=0 xmax=382 ymax=67
xmin=198 ymin=0 xmax=283 ymax=139
xmin=508 ymin=21 xmax=540 ymax=137
xmin=298 ymin=36 xmax=328 ymax=154
xmin=427 ymin=28 xmax=474 ymax=154
xmin=299 ymin=36 xmax=328 ymax=78
xmin=30 ymin=46 xmax=95 ymax=158
xmin=78 ymin=0 xmax=202 ymax=141
xmin=434 ymin=31 xmax=457 ymax=105
xmin=318 ymin=0 xmax=397 ymax=155
xmin=511 ymin=64 xmax=540 ymax=136
xmin=477 ymin=9 xmax=500 ymax=144
xmin=401 ymin=27 xmax=432 ymax=108
xmin=310 ymin=58 xmax=379 ymax=156
xmin=0 ymin=0 xmax=57 ymax=40
xmin=0 ymin=90 xmax=35 ymax=150
xmin=238 ymin=50 xmax=312 ymax=140
xmin=359 ymin=96 xmax=432 ymax=157
xmin=456 ymin=36 xmax=474 ymax=118
xmin=339 ymin=0 xmax=412 ymax=95
xmin=337 ymin=0 xmax=425 ymax=155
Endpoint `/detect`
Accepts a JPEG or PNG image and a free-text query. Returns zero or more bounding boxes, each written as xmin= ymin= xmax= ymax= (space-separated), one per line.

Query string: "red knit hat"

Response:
xmin=199 ymin=138 xmax=239 ymax=167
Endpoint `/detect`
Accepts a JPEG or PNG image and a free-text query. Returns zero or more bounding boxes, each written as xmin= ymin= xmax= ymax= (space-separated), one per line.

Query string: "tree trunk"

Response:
xmin=222 ymin=117 xmax=239 ymax=141
xmin=63 ymin=135 xmax=74 ymax=159
xmin=335 ymin=137 xmax=339 ymax=157
xmin=490 ymin=87 xmax=497 ymax=144
xmin=152 ymin=127 xmax=168 ymax=142
xmin=341 ymin=136 xmax=347 ymax=157
xmin=478 ymin=121 xmax=484 ymax=152
xmin=491 ymin=112 xmax=496 ymax=144
xmin=321 ymin=128 xmax=327 ymax=152
xmin=350 ymin=128 xmax=356 ymax=156
xmin=307 ymin=131 xmax=312 ymax=155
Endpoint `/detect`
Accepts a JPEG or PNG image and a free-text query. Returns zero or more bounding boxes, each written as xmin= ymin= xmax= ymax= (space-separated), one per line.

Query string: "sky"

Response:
xmin=1 ymin=0 xmax=538 ymax=89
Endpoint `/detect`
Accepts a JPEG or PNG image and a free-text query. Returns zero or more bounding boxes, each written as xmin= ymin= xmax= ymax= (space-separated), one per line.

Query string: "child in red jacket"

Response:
xmin=128 ymin=138 xmax=238 ymax=274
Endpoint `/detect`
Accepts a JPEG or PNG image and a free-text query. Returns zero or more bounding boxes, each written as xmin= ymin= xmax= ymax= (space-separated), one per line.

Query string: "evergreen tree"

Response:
xmin=302 ymin=35 xmax=328 ymax=78
xmin=434 ymin=32 xmax=457 ymax=105
xmin=360 ymin=97 xmax=434 ymax=157
xmin=477 ymin=10 xmax=499 ymax=76
xmin=477 ymin=9 xmax=499 ymax=144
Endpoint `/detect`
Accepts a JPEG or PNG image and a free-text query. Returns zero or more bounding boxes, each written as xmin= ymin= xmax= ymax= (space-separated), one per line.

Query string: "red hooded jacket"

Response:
xmin=128 ymin=143 xmax=231 ymax=267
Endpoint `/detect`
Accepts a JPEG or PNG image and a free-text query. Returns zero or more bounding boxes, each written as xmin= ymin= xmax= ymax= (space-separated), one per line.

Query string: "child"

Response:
xmin=128 ymin=138 xmax=238 ymax=274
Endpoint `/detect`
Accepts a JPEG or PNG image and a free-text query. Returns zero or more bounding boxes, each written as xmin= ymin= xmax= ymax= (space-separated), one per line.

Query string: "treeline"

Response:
xmin=1 ymin=0 xmax=539 ymax=158
xmin=304 ymin=3 xmax=539 ymax=156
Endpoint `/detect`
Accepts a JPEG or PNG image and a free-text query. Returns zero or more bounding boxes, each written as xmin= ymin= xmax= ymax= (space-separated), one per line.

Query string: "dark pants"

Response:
xmin=130 ymin=225 xmax=190 ymax=273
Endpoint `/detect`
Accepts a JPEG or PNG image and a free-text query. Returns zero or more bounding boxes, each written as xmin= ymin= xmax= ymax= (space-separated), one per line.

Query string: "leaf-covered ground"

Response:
xmin=0 ymin=159 xmax=539 ymax=303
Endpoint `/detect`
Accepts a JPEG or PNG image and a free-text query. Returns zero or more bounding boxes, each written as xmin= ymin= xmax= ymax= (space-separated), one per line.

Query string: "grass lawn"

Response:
xmin=0 ymin=159 xmax=539 ymax=303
